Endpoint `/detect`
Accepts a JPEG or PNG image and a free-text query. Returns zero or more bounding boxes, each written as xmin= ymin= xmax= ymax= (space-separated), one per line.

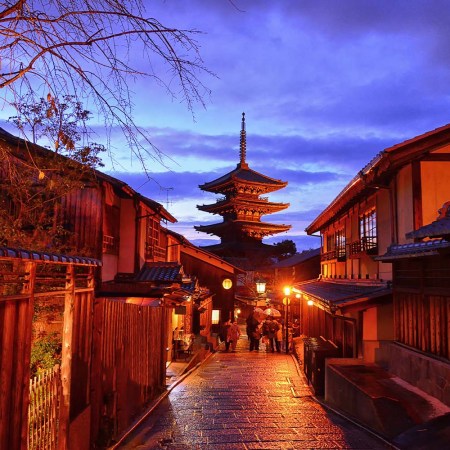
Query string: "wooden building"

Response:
xmin=377 ymin=202 xmax=450 ymax=405
xmin=0 ymin=127 xmax=234 ymax=448
xmin=300 ymin=124 xmax=450 ymax=410
xmin=195 ymin=113 xmax=291 ymax=263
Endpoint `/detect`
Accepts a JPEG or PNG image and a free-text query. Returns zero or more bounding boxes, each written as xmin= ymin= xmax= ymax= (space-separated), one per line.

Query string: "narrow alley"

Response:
xmin=116 ymin=331 xmax=392 ymax=450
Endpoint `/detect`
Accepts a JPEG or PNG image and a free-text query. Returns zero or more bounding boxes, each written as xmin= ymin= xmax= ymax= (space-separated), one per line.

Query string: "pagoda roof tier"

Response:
xmin=197 ymin=197 xmax=290 ymax=215
xmin=200 ymin=241 xmax=276 ymax=261
xmin=194 ymin=220 xmax=291 ymax=240
xmin=199 ymin=163 xmax=287 ymax=195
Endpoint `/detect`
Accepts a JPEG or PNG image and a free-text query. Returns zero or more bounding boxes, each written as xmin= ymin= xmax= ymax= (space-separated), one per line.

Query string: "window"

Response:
xmin=335 ymin=228 xmax=346 ymax=259
xmin=145 ymin=215 xmax=160 ymax=259
xmin=326 ymin=233 xmax=334 ymax=252
xmin=359 ymin=209 xmax=377 ymax=252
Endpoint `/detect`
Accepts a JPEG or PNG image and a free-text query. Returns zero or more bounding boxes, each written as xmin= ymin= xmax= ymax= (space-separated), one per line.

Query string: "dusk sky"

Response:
xmin=5 ymin=1 xmax=450 ymax=251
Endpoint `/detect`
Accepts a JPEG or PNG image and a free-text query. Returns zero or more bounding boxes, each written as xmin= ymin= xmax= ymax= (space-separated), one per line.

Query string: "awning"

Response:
xmin=0 ymin=246 xmax=102 ymax=266
xmin=294 ymin=279 xmax=392 ymax=313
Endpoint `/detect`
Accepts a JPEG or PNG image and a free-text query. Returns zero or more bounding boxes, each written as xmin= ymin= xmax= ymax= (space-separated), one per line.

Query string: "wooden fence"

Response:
xmin=0 ymin=251 xmax=99 ymax=450
xmin=28 ymin=365 xmax=62 ymax=450
xmin=90 ymin=298 xmax=170 ymax=448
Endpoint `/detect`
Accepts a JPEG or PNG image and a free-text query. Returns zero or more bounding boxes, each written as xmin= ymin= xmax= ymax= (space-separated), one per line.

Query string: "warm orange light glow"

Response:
xmin=283 ymin=286 xmax=291 ymax=296
xmin=222 ymin=278 xmax=233 ymax=290
xmin=307 ymin=300 xmax=314 ymax=306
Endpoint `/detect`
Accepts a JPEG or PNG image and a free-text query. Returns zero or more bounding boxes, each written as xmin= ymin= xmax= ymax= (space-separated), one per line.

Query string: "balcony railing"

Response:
xmin=145 ymin=242 xmax=166 ymax=260
xmin=348 ymin=237 xmax=378 ymax=257
xmin=321 ymin=250 xmax=337 ymax=261
xmin=321 ymin=249 xmax=346 ymax=261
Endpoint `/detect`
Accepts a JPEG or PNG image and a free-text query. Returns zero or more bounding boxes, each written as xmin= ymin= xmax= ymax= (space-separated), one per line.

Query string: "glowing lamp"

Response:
xmin=222 ymin=278 xmax=233 ymax=290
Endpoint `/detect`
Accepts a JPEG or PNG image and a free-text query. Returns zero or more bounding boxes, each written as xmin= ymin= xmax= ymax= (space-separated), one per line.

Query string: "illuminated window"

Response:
xmin=359 ymin=209 xmax=377 ymax=251
xmin=211 ymin=309 xmax=220 ymax=324
xmin=335 ymin=228 xmax=346 ymax=259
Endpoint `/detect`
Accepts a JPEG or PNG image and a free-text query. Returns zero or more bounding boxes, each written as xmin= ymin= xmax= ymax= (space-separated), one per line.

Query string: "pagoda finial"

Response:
xmin=239 ymin=112 xmax=246 ymax=164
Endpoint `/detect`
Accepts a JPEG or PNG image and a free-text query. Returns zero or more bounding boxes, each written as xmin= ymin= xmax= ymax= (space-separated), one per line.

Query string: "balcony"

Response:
xmin=321 ymin=249 xmax=346 ymax=262
xmin=348 ymin=237 xmax=378 ymax=257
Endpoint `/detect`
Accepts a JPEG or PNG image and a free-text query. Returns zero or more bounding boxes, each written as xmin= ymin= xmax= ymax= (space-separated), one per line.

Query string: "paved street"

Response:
xmin=117 ymin=333 xmax=392 ymax=449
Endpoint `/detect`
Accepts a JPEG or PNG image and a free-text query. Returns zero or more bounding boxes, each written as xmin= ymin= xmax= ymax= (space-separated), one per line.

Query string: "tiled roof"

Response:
xmin=377 ymin=239 xmax=450 ymax=261
xmin=406 ymin=218 xmax=450 ymax=240
xmin=0 ymin=246 xmax=102 ymax=266
xmin=273 ymin=248 xmax=321 ymax=268
xmin=294 ymin=279 xmax=391 ymax=312
xmin=200 ymin=164 xmax=287 ymax=191
xmin=305 ymin=124 xmax=450 ymax=234
xmin=135 ymin=262 xmax=182 ymax=283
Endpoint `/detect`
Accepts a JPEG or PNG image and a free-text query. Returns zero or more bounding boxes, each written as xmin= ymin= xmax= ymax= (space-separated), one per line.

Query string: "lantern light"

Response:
xmin=255 ymin=278 xmax=266 ymax=295
xmin=283 ymin=286 xmax=291 ymax=296
xmin=222 ymin=278 xmax=233 ymax=290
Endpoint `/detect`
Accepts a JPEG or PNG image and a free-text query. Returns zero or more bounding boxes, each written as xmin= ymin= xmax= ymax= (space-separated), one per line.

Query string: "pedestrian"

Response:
xmin=275 ymin=320 xmax=283 ymax=353
xmin=220 ymin=320 xmax=231 ymax=352
xmin=228 ymin=320 xmax=241 ymax=352
xmin=246 ymin=311 xmax=261 ymax=351
xmin=292 ymin=319 xmax=300 ymax=338
xmin=263 ymin=317 xmax=280 ymax=352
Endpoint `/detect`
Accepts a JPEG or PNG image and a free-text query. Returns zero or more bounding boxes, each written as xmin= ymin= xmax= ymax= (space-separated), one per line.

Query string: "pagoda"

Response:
xmin=195 ymin=113 xmax=291 ymax=261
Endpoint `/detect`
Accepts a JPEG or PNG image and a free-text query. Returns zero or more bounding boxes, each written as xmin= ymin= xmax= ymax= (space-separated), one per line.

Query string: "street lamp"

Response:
xmin=255 ymin=277 xmax=266 ymax=295
xmin=255 ymin=277 xmax=267 ymax=307
xmin=283 ymin=286 xmax=291 ymax=354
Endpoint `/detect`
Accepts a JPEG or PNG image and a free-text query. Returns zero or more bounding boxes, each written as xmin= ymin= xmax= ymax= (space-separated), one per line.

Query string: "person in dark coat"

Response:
xmin=246 ymin=311 xmax=261 ymax=351
xmin=221 ymin=320 xmax=232 ymax=352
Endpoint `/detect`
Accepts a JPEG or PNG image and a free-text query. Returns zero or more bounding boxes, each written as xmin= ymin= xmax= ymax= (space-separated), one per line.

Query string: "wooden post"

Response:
xmin=58 ymin=265 xmax=75 ymax=450
xmin=19 ymin=262 xmax=36 ymax=450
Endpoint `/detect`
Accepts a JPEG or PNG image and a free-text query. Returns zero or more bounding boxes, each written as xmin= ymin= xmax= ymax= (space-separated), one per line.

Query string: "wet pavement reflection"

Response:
xmin=117 ymin=333 xmax=392 ymax=449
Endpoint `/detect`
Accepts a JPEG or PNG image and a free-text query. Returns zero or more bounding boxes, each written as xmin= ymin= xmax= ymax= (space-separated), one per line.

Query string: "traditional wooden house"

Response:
xmin=376 ymin=202 xmax=450 ymax=406
xmin=164 ymin=228 xmax=245 ymax=349
xmin=195 ymin=113 xmax=291 ymax=264
xmin=300 ymin=124 xmax=450 ymax=420
xmin=0 ymin=127 xmax=211 ymax=448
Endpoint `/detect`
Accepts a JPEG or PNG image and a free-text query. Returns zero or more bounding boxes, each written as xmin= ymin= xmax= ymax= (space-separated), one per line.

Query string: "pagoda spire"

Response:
xmin=239 ymin=112 xmax=247 ymax=165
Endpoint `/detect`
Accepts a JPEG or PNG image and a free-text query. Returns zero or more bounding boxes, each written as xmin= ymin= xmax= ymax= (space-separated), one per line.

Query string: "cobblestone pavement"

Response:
xmin=117 ymin=334 xmax=393 ymax=450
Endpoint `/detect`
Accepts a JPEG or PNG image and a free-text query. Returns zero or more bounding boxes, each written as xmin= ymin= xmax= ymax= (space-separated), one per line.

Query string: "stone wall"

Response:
xmin=375 ymin=341 xmax=450 ymax=407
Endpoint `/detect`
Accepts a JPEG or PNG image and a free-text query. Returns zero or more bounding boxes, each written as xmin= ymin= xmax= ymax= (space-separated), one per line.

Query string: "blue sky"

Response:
xmin=4 ymin=1 xmax=450 ymax=251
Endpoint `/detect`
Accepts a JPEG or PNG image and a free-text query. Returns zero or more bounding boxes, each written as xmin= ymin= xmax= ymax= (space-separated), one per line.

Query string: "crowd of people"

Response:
xmin=217 ymin=308 xmax=301 ymax=353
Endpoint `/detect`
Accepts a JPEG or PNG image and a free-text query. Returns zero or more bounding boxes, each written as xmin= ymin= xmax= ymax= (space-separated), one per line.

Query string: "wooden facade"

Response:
xmin=391 ymin=251 xmax=450 ymax=360
xmin=0 ymin=251 xmax=99 ymax=450
xmin=0 ymin=128 xmax=224 ymax=448
xmin=303 ymin=124 xmax=450 ymax=362
xmin=90 ymin=298 xmax=169 ymax=448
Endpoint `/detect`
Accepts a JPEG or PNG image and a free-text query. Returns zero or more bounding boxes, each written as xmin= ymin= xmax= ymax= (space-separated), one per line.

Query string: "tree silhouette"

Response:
xmin=0 ymin=0 xmax=211 ymax=170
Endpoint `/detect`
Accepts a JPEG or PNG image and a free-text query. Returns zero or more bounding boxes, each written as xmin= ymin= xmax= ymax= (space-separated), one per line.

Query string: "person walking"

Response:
xmin=263 ymin=317 xmax=280 ymax=352
xmin=275 ymin=319 xmax=283 ymax=353
xmin=221 ymin=320 xmax=232 ymax=352
xmin=246 ymin=311 xmax=261 ymax=351
xmin=228 ymin=320 xmax=241 ymax=352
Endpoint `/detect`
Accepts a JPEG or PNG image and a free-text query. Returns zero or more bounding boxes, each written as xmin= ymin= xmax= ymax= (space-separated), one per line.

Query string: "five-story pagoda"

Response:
xmin=195 ymin=113 xmax=291 ymax=260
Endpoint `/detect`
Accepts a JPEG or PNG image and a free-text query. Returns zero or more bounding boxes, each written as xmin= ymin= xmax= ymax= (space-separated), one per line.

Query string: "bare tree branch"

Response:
xmin=0 ymin=0 xmax=213 ymax=170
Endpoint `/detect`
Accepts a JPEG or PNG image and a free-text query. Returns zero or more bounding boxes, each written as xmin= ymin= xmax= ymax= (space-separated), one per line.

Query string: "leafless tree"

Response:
xmin=0 ymin=0 xmax=211 ymax=169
